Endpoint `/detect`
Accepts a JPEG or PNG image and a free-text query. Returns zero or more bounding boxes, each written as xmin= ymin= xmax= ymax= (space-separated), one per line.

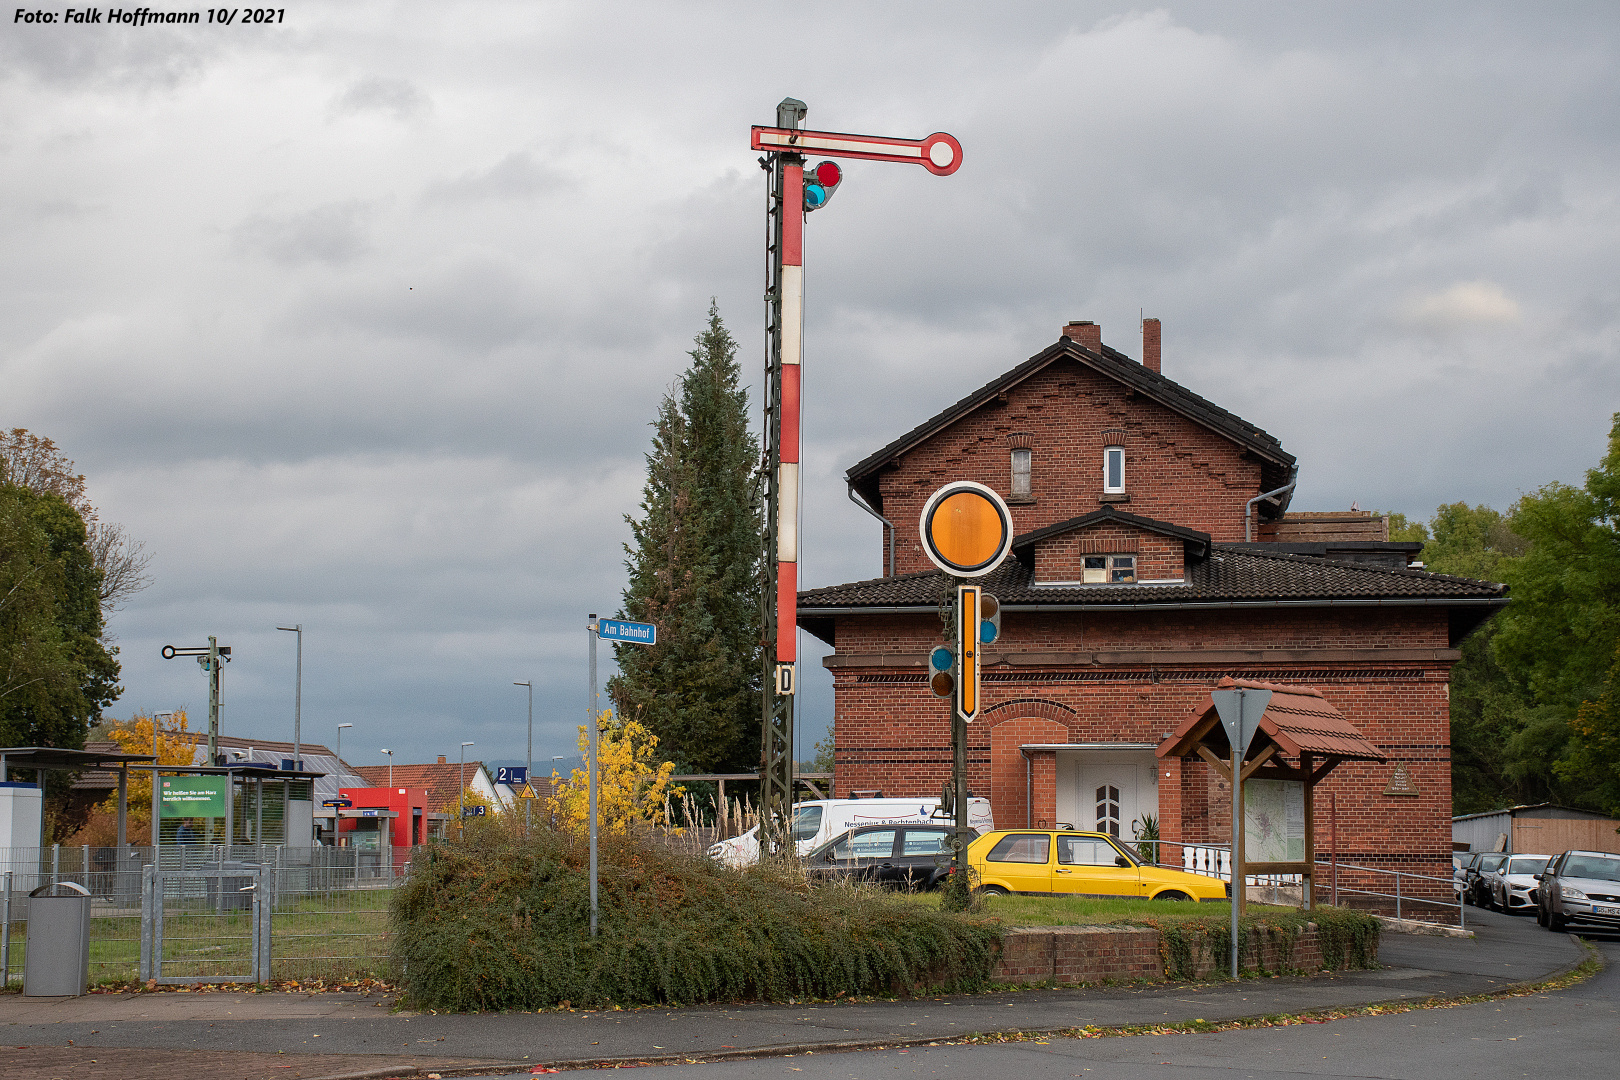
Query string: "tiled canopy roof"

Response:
xmin=1158 ymin=677 xmax=1387 ymax=764
xmin=798 ymin=544 xmax=1508 ymax=611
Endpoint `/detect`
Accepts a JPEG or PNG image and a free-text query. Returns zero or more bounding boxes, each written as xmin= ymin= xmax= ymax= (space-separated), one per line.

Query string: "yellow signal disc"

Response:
xmin=920 ymin=482 xmax=1013 ymax=576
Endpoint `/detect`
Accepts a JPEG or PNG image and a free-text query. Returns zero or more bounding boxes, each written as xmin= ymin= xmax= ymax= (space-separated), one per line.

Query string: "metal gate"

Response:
xmin=139 ymin=865 xmax=270 ymax=984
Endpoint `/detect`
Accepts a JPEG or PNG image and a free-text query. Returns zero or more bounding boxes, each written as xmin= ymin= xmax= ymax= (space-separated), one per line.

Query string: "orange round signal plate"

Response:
xmin=931 ymin=491 xmax=1004 ymax=568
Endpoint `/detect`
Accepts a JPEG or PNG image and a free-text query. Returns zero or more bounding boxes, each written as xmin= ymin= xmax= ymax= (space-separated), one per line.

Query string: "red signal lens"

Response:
xmin=814 ymin=161 xmax=842 ymax=187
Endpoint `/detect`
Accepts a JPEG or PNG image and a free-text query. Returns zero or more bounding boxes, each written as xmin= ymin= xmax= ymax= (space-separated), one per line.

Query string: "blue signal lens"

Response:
xmin=930 ymin=646 xmax=954 ymax=670
xmin=804 ymin=183 xmax=828 ymax=209
xmin=980 ymin=621 xmax=999 ymax=644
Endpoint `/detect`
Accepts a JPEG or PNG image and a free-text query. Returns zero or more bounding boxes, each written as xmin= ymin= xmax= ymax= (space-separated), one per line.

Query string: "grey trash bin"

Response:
xmin=23 ymin=881 xmax=91 ymax=997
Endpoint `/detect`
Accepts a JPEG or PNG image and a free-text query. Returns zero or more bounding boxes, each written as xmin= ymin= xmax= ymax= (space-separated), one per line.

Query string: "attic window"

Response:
xmin=1083 ymin=554 xmax=1136 ymax=584
xmin=1104 ymin=447 xmax=1125 ymax=493
xmin=1010 ymin=448 xmax=1032 ymax=498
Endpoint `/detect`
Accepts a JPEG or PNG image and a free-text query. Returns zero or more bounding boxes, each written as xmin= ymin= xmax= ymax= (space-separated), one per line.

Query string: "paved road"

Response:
xmin=1 ymin=907 xmax=1600 ymax=1079
xmin=473 ymin=925 xmax=1620 ymax=1079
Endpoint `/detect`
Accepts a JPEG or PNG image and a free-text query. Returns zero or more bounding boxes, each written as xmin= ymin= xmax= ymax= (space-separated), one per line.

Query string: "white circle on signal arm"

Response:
xmin=929 ymin=141 xmax=955 ymax=167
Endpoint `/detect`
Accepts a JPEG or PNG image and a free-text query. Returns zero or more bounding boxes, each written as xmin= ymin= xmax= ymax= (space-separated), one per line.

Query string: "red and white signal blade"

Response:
xmin=751 ymin=126 xmax=962 ymax=176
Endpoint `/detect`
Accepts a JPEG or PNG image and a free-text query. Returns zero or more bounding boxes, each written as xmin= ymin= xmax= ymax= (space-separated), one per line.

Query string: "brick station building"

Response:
xmin=799 ymin=320 xmax=1507 ymax=893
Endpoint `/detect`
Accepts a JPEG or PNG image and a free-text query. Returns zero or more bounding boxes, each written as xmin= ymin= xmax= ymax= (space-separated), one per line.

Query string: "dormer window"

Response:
xmin=1010 ymin=448 xmax=1031 ymax=498
xmin=1083 ymin=554 xmax=1136 ymax=584
xmin=1104 ymin=447 xmax=1125 ymax=493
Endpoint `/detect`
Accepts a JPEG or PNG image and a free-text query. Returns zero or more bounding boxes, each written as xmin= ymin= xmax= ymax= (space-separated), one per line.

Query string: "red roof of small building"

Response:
xmin=350 ymin=762 xmax=512 ymax=810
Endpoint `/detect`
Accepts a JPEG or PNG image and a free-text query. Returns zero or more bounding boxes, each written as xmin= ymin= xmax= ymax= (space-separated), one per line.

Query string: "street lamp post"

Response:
xmin=276 ymin=625 xmax=303 ymax=768
xmin=336 ymin=723 xmax=352 ymax=770
xmin=459 ymin=741 xmax=475 ymax=835
xmin=514 ymin=681 xmax=532 ymax=830
xmin=381 ymin=749 xmax=394 ymax=788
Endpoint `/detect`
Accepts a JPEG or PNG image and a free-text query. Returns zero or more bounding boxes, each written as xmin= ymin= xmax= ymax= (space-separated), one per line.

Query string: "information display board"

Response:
xmin=159 ymin=777 xmax=228 ymax=818
xmin=1243 ymin=778 xmax=1306 ymax=863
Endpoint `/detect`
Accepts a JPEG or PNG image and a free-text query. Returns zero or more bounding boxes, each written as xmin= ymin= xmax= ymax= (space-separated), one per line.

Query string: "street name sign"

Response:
xmin=596 ymin=618 xmax=656 ymax=645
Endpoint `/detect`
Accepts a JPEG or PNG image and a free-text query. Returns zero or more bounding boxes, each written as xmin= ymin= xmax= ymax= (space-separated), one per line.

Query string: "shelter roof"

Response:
xmin=1156 ymin=677 xmax=1387 ymax=763
xmin=0 ymin=746 xmax=155 ymax=770
xmin=845 ymin=336 xmax=1297 ymax=507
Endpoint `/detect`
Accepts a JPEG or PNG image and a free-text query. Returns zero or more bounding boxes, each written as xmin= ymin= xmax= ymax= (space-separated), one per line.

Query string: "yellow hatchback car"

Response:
xmin=968 ymin=830 xmax=1228 ymax=902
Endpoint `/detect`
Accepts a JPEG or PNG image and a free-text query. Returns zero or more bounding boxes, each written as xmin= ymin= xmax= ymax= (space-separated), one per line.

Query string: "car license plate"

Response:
xmin=1593 ymin=902 xmax=1620 ymax=916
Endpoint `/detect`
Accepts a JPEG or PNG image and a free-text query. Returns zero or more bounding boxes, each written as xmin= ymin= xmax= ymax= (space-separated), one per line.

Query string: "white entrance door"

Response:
xmin=1076 ymin=762 xmax=1158 ymax=842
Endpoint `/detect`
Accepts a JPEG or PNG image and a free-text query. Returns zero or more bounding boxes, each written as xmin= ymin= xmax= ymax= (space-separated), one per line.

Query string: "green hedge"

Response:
xmin=392 ymin=830 xmax=1002 ymax=1011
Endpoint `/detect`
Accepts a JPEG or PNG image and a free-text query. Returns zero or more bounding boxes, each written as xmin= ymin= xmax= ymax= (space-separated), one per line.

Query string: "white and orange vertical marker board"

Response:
xmin=919 ymin=481 xmax=1013 ymax=577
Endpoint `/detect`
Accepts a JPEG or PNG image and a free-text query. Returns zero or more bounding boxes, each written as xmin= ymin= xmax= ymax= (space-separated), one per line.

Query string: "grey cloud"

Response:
xmin=233 ymin=201 xmax=377 ymax=267
xmin=425 ymin=153 xmax=567 ymax=203
xmin=330 ymin=76 xmax=433 ymax=121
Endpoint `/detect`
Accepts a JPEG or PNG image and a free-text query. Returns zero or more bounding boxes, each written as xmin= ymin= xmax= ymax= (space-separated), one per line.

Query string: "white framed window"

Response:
xmin=1104 ymin=447 xmax=1125 ymax=493
xmin=1082 ymin=554 xmax=1136 ymax=584
xmin=1010 ymin=448 xmax=1032 ymax=498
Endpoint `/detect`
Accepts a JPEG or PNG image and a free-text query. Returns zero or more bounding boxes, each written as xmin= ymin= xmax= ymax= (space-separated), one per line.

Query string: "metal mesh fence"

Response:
xmin=1 ymin=844 xmax=400 ymax=986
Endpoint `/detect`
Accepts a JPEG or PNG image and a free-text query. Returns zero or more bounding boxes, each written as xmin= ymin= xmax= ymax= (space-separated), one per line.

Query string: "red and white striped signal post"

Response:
xmin=754 ymin=98 xmax=963 ymax=854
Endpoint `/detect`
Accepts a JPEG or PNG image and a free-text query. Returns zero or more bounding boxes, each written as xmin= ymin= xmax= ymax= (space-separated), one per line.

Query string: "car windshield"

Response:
xmin=791 ymin=805 xmax=824 ymax=842
xmin=1565 ymin=856 xmax=1620 ymax=882
xmin=1480 ymin=855 xmax=1507 ymax=871
xmin=1507 ymin=857 xmax=1548 ymax=875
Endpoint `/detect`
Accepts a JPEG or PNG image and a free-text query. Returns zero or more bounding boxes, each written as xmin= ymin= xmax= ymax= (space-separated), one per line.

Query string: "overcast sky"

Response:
xmin=4 ymin=2 xmax=1617 ymax=774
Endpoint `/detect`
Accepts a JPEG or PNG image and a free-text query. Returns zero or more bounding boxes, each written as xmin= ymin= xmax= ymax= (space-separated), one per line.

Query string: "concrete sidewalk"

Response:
xmin=2 ymin=908 xmax=1592 ymax=1080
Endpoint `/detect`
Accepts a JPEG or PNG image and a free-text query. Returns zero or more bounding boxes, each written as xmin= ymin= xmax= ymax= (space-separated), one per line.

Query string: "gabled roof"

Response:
xmin=1012 ymin=506 xmax=1212 ymax=558
xmin=846 ymin=336 xmax=1297 ymax=507
xmin=1157 ymin=677 xmax=1387 ymax=763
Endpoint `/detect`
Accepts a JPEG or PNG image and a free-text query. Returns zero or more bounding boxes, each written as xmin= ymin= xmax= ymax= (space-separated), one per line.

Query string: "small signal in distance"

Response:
xmin=928 ymin=645 xmax=955 ymax=697
xmin=804 ymin=160 xmax=842 ymax=211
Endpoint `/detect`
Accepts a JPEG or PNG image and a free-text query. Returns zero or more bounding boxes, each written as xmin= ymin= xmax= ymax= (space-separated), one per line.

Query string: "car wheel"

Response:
xmin=1548 ymin=909 xmax=1567 ymax=932
xmin=1153 ymin=890 xmax=1191 ymax=902
xmin=1536 ymin=904 xmax=1547 ymax=927
xmin=978 ymin=885 xmax=1010 ymax=897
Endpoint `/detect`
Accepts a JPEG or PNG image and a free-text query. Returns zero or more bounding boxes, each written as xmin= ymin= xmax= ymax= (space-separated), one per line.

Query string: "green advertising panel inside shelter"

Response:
xmin=160 ymin=776 xmax=228 ymax=818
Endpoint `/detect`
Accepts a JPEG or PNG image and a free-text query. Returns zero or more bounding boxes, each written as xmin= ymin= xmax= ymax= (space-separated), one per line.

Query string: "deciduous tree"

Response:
xmin=547 ymin=709 xmax=681 ymax=835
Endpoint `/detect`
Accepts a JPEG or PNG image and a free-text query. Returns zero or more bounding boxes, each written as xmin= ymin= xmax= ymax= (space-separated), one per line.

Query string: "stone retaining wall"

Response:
xmin=991 ymin=922 xmax=1373 ymax=985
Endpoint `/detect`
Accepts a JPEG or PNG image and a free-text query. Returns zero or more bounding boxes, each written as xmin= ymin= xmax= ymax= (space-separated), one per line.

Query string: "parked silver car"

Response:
xmin=1486 ymin=854 xmax=1549 ymax=913
xmin=1537 ymin=849 xmax=1620 ymax=932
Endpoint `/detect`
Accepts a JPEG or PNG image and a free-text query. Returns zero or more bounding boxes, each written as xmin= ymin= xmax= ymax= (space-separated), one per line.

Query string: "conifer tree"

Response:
xmin=608 ymin=303 xmax=763 ymax=773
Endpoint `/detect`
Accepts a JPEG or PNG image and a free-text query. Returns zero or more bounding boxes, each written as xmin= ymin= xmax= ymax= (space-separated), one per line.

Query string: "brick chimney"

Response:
xmin=437 ymin=755 xmax=447 ymax=764
xmin=1142 ymin=317 xmax=1161 ymax=373
xmin=1062 ymin=320 xmax=1101 ymax=352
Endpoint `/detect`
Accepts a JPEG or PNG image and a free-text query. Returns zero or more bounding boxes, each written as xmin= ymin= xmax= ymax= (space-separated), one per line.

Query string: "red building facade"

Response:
xmin=800 ymin=321 xmax=1506 ymax=893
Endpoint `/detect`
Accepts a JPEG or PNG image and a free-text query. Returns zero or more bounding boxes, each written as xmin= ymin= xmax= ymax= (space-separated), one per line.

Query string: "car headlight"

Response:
xmin=1561 ymin=885 xmax=1587 ymax=900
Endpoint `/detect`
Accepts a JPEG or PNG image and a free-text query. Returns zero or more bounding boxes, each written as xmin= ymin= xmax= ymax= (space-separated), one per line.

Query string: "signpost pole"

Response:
xmin=588 ymin=613 xmax=599 ymax=938
xmin=1231 ymin=688 xmax=1243 ymax=979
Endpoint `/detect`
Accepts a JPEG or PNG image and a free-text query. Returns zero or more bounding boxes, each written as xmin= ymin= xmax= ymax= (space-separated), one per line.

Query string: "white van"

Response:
xmin=707 ymin=797 xmax=994 ymax=868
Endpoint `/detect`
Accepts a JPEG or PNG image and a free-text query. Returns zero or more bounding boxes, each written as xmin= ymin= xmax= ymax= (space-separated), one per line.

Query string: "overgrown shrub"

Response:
xmin=392 ymin=828 xmax=1001 ymax=1011
xmin=1147 ymin=906 xmax=1379 ymax=980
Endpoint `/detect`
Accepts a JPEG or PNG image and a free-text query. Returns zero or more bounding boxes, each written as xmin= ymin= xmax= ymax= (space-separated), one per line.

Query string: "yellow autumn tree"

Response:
xmin=547 ymin=709 xmax=682 ymax=835
xmin=66 ymin=709 xmax=193 ymax=845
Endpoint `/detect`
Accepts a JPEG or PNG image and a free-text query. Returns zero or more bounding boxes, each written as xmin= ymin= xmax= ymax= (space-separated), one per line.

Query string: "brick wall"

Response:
xmin=1031 ymin=523 xmax=1186 ymax=583
xmin=990 ymin=921 xmax=1368 ymax=984
xmin=827 ymin=604 xmax=1458 ymax=887
xmin=879 ymin=361 xmax=1266 ymax=573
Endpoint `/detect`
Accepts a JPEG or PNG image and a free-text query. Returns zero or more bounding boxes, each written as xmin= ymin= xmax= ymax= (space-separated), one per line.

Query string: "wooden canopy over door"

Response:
xmin=1156 ymin=677 xmax=1388 ymax=911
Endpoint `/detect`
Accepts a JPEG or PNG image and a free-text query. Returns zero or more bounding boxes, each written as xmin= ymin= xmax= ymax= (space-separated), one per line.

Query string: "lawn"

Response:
xmin=2 ymin=889 xmax=395 ymax=987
